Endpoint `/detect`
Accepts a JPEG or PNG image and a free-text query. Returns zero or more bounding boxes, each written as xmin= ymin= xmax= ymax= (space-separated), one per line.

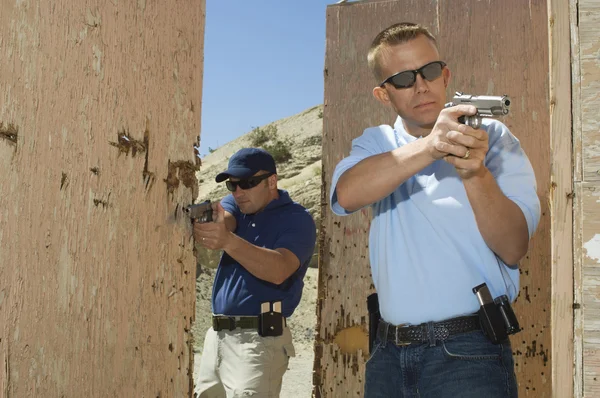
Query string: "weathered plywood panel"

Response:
xmin=548 ymin=0 xmax=574 ymax=396
xmin=319 ymin=0 xmax=553 ymax=396
xmin=0 ymin=1 xmax=205 ymax=397
xmin=439 ymin=3 xmax=554 ymax=394
xmin=317 ymin=3 xmax=438 ymax=396
xmin=582 ymin=183 xmax=600 ymax=396
xmin=580 ymin=2 xmax=600 ymax=182
xmin=576 ymin=1 xmax=600 ymax=397
xmin=572 ymin=0 xmax=584 ymax=395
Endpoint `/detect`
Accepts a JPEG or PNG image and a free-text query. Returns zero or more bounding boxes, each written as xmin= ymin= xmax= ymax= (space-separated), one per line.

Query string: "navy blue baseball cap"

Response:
xmin=215 ymin=148 xmax=277 ymax=183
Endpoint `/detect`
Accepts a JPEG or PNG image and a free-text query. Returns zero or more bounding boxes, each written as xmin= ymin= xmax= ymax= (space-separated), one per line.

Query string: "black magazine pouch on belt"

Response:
xmin=367 ymin=293 xmax=381 ymax=353
xmin=258 ymin=301 xmax=284 ymax=337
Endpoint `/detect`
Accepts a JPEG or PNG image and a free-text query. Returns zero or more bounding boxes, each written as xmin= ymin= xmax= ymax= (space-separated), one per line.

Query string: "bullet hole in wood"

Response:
xmin=109 ymin=129 xmax=146 ymax=157
xmin=164 ymin=160 xmax=200 ymax=198
xmin=60 ymin=172 xmax=69 ymax=190
xmin=93 ymin=192 xmax=111 ymax=209
xmin=173 ymin=203 xmax=180 ymax=221
xmin=142 ymin=125 xmax=156 ymax=192
xmin=93 ymin=199 xmax=109 ymax=208
xmin=0 ymin=122 xmax=18 ymax=146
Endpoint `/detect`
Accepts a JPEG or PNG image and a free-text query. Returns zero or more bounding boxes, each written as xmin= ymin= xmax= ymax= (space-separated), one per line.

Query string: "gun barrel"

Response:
xmin=184 ymin=200 xmax=213 ymax=222
xmin=451 ymin=92 xmax=511 ymax=116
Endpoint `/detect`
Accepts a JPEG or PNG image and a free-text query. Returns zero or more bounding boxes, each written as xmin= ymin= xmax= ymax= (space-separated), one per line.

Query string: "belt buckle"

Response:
xmin=227 ymin=317 xmax=236 ymax=331
xmin=437 ymin=325 xmax=450 ymax=341
xmin=213 ymin=316 xmax=236 ymax=331
xmin=394 ymin=324 xmax=411 ymax=346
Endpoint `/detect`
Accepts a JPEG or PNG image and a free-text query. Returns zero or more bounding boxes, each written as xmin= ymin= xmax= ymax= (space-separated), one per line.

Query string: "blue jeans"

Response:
xmin=365 ymin=329 xmax=518 ymax=397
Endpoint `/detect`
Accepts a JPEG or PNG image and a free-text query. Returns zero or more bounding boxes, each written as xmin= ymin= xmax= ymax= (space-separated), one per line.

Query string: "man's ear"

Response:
xmin=268 ymin=174 xmax=278 ymax=190
xmin=373 ymin=86 xmax=391 ymax=106
xmin=443 ymin=66 xmax=451 ymax=88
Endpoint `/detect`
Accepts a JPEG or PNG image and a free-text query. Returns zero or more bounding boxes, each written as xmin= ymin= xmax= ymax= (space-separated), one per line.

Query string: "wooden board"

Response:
xmin=548 ymin=0 xmax=574 ymax=396
xmin=574 ymin=1 xmax=600 ymax=396
xmin=318 ymin=0 xmax=555 ymax=396
xmin=0 ymin=1 xmax=205 ymax=396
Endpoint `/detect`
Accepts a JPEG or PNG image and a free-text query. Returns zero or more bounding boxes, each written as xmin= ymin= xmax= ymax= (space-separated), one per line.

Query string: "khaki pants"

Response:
xmin=195 ymin=326 xmax=295 ymax=398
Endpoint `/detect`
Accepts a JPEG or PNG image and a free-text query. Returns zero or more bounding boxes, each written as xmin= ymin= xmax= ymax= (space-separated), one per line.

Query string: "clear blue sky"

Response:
xmin=199 ymin=0 xmax=335 ymax=157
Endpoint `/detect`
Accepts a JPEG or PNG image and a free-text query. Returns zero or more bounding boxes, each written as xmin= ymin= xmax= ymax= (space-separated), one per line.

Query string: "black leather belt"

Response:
xmin=378 ymin=315 xmax=481 ymax=346
xmin=212 ymin=315 xmax=259 ymax=331
xmin=212 ymin=315 xmax=287 ymax=332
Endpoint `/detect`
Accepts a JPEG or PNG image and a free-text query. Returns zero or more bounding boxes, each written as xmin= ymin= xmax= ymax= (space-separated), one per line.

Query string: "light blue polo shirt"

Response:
xmin=330 ymin=117 xmax=540 ymax=326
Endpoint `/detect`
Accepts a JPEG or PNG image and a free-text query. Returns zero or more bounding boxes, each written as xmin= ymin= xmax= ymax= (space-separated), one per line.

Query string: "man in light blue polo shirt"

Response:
xmin=330 ymin=23 xmax=540 ymax=397
xmin=193 ymin=148 xmax=316 ymax=397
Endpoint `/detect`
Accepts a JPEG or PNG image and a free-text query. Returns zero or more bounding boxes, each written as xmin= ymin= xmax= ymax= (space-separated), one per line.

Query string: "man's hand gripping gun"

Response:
xmin=446 ymin=92 xmax=511 ymax=129
xmin=183 ymin=200 xmax=213 ymax=223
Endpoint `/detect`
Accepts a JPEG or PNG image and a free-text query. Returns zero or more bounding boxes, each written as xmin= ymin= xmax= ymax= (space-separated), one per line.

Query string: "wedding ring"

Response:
xmin=462 ymin=149 xmax=471 ymax=159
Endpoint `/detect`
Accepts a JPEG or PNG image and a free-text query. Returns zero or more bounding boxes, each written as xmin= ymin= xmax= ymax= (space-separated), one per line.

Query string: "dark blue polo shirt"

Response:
xmin=212 ymin=190 xmax=316 ymax=318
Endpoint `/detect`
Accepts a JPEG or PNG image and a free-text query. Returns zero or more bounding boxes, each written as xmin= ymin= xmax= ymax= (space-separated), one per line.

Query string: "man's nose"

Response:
xmin=414 ymin=73 xmax=430 ymax=93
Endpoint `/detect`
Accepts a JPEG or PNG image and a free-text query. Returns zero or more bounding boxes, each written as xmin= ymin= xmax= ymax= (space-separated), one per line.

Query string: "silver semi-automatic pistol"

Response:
xmin=446 ymin=92 xmax=511 ymax=129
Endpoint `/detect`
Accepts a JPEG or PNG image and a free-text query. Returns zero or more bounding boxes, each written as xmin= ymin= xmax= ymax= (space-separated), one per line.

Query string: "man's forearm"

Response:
xmin=337 ymin=139 xmax=434 ymax=212
xmin=463 ymin=169 xmax=530 ymax=265
xmin=223 ymin=233 xmax=298 ymax=285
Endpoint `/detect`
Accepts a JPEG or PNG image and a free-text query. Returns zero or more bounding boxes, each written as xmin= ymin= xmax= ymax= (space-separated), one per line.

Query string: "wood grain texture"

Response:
xmin=318 ymin=0 xmax=553 ymax=396
xmin=0 ymin=1 xmax=205 ymax=396
xmin=317 ymin=3 xmax=437 ymax=396
xmin=582 ymin=182 xmax=600 ymax=396
xmin=579 ymin=1 xmax=600 ymax=182
xmin=548 ymin=0 xmax=574 ymax=396
xmin=571 ymin=0 xmax=584 ymax=397
xmin=574 ymin=1 xmax=600 ymax=396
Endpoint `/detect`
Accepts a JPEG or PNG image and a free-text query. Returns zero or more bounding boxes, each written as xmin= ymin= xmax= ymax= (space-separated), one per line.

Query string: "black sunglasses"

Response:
xmin=380 ymin=61 xmax=446 ymax=89
xmin=225 ymin=173 xmax=273 ymax=192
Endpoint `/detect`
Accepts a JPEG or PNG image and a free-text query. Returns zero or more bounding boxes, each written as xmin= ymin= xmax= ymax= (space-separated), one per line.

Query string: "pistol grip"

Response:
xmin=458 ymin=115 xmax=482 ymax=129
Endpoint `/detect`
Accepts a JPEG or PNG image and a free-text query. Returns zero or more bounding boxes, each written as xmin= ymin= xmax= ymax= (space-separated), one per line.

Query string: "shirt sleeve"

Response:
xmin=484 ymin=120 xmax=541 ymax=239
xmin=220 ymin=194 xmax=240 ymax=219
xmin=273 ymin=210 xmax=317 ymax=268
xmin=329 ymin=127 xmax=388 ymax=216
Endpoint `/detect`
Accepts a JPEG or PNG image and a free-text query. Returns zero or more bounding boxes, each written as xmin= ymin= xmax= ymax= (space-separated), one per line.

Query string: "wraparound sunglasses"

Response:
xmin=380 ymin=61 xmax=446 ymax=89
xmin=226 ymin=173 xmax=273 ymax=192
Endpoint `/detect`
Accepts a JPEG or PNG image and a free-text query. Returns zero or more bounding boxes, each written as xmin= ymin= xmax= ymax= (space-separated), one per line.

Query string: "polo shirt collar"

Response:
xmin=262 ymin=189 xmax=292 ymax=211
xmin=243 ymin=189 xmax=292 ymax=218
xmin=394 ymin=116 xmax=422 ymax=143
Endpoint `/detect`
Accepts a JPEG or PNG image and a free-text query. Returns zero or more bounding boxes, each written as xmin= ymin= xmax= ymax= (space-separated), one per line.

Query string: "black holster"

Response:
xmin=367 ymin=293 xmax=381 ymax=353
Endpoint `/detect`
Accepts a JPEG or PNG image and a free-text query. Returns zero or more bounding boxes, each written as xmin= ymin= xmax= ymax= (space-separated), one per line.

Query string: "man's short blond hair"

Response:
xmin=368 ymin=22 xmax=438 ymax=82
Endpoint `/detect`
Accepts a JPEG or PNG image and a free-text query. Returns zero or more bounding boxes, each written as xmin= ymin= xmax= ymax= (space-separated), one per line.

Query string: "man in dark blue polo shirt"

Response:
xmin=193 ymin=147 xmax=316 ymax=398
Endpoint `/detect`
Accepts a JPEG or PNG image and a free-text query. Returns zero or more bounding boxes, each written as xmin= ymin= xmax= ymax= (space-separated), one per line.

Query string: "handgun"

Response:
xmin=446 ymin=92 xmax=511 ymax=129
xmin=183 ymin=200 xmax=213 ymax=223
